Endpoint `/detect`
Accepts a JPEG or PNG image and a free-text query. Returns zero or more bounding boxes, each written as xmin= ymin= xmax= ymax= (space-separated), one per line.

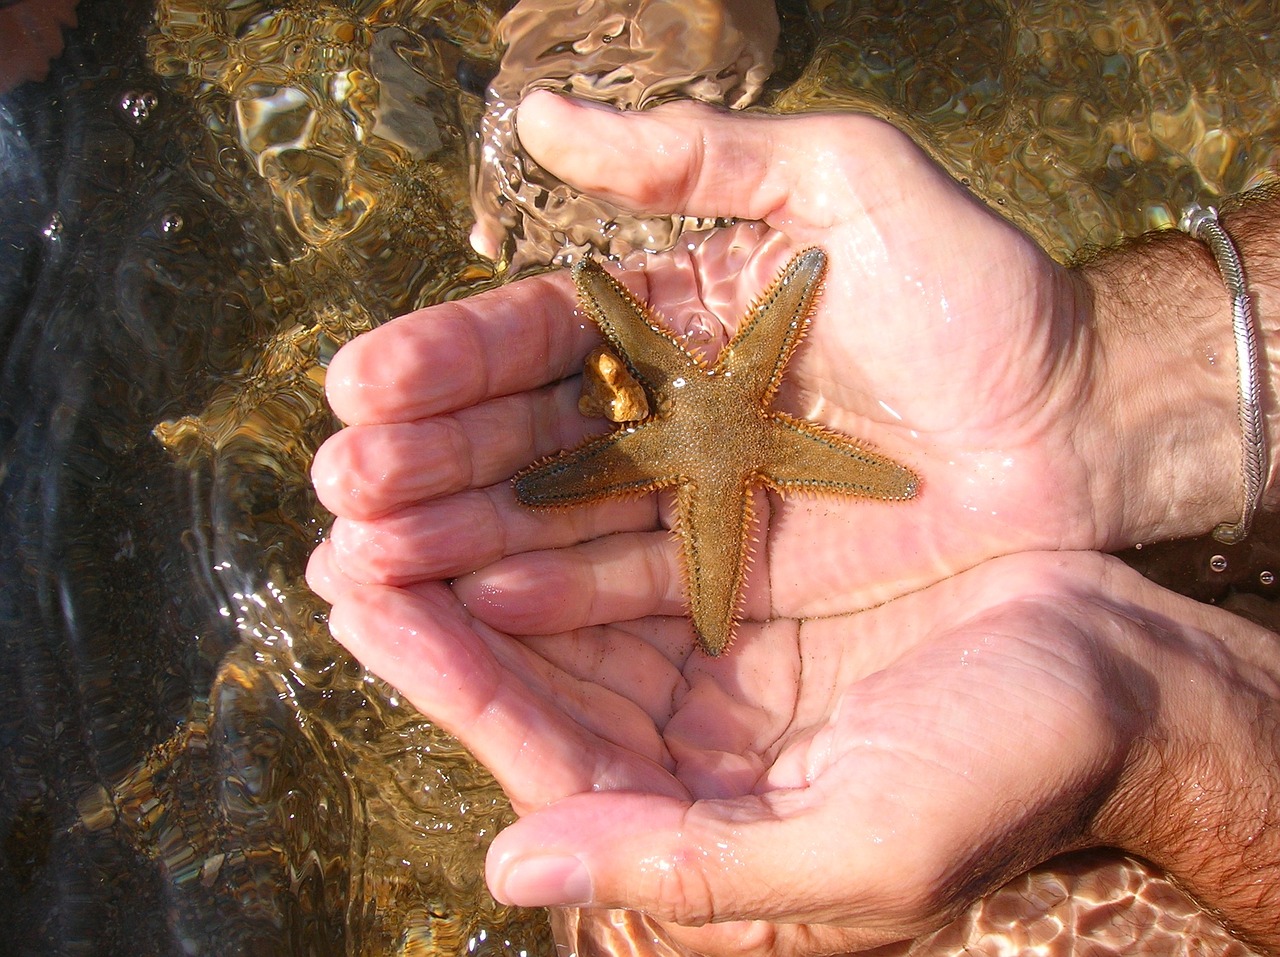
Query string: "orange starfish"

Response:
xmin=515 ymin=248 xmax=918 ymax=655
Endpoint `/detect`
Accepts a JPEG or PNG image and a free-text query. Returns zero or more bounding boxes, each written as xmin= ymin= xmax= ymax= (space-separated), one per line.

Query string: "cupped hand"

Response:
xmin=313 ymin=93 xmax=1115 ymax=627
xmin=307 ymin=543 xmax=1220 ymax=956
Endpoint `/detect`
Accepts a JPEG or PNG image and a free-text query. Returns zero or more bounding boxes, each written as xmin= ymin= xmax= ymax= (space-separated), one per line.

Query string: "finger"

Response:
xmin=453 ymin=530 xmax=685 ymax=634
xmin=327 ymin=479 xmax=659 ymax=586
xmin=325 ymin=269 xmax=599 ymax=426
xmin=304 ymin=540 xmax=352 ymax=606
xmin=313 ymin=379 xmax=591 ymax=520
xmin=484 ymin=787 xmax=947 ymax=936
xmin=454 ymin=488 xmax=774 ymax=636
xmin=308 ymin=539 xmax=451 ymax=608
xmin=515 ymin=90 xmax=911 ymax=227
xmin=327 ymin=583 xmax=687 ymax=809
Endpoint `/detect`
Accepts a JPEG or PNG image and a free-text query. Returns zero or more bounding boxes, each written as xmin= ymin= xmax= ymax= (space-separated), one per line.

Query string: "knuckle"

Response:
xmin=647 ymin=849 xmax=720 ymax=926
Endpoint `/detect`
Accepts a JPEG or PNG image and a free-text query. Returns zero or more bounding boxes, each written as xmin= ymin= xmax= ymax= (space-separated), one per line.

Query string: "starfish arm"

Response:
xmin=674 ymin=477 xmax=756 ymax=657
xmin=758 ymin=412 xmax=919 ymax=501
xmin=573 ymin=259 xmax=700 ymax=391
xmin=514 ymin=427 xmax=682 ymax=507
xmin=715 ymin=247 xmax=827 ymax=402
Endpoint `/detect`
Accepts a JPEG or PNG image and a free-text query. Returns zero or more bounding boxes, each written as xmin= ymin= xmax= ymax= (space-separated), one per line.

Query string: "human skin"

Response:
xmin=307 ymin=93 xmax=1280 ymax=951
xmin=308 ymin=546 xmax=1280 ymax=954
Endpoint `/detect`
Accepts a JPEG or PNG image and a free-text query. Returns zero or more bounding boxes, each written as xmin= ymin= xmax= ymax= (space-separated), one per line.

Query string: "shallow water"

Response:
xmin=0 ymin=1 xmax=1277 ymax=955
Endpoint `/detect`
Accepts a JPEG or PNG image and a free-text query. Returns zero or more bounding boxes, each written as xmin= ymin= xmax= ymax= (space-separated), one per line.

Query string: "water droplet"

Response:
xmin=160 ymin=211 xmax=185 ymax=235
xmin=119 ymin=90 xmax=158 ymax=124
xmin=1209 ymin=554 xmax=1228 ymax=573
xmin=1260 ymin=570 xmax=1275 ymax=586
xmin=41 ymin=212 xmax=63 ymax=241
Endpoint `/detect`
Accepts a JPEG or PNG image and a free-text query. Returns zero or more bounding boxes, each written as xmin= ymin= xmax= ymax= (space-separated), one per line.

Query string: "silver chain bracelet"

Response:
xmin=1179 ymin=203 xmax=1266 ymax=544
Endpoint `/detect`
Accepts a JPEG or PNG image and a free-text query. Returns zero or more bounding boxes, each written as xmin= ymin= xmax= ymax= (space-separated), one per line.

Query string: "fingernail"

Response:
xmin=497 ymin=855 xmax=593 ymax=907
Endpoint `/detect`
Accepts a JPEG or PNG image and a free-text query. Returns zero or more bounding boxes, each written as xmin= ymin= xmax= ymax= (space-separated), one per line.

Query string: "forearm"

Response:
xmin=1088 ymin=580 xmax=1280 ymax=952
xmin=1077 ymin=184 xmax=1280 ymax=547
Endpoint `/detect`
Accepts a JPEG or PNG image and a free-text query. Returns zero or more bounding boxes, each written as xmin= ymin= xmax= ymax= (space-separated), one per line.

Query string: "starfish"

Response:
xmin=514 ymin=248 xmax=918 ymax=655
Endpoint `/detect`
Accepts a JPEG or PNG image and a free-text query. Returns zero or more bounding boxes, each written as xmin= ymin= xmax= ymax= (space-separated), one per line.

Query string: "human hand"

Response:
xmin=307 ymin=543 xmax=1280 ymax=955
xmin=306 ymin=96 xmax=1280 ymax=952
xmin=313 ymin=93 xmax=1240 ymax=629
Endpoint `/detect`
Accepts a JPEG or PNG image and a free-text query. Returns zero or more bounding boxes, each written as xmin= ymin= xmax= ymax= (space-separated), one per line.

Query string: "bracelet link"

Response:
xmin=1179 ymin=203 xmax=1266 ymax=544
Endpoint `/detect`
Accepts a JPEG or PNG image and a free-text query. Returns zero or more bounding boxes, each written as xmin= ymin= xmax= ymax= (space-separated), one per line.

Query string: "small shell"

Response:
xmin=578 ymin=345 xmax=650 ymax=422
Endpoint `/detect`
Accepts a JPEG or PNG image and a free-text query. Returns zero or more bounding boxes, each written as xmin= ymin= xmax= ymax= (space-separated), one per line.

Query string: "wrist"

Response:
xmin=1075 ymin=228 xmax=1241 ymax=546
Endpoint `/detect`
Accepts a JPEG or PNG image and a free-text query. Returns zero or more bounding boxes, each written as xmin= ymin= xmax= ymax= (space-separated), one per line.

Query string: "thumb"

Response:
xmin=514 ymin=90 xmax=915 ymax=227
xmin=484 ymin=789 xmax=936 ymax=928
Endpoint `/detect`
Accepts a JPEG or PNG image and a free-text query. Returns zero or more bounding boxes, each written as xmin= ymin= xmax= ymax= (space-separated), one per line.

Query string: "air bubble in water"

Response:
xmin=120 ymin=90 xmax=158 ymax=123
xmin=160 ymin=211 xmax=185 ymax=235
xmin=42 ymin=212 xmax=63 ymax=241
xmin=1209 ymin=554 xmax=1228 ymax=573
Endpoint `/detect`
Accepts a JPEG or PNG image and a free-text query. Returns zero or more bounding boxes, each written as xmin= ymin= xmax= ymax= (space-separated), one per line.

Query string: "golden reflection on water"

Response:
xmin=776 ymin=0 xmax=1280 ymax=260
xmin=138 ymin=2 xmax=544 ymax=955
xmin=96 ymin=0 xmax=1278 ymax=954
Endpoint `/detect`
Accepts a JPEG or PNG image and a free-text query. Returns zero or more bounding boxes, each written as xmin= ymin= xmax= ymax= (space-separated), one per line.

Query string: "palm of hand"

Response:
xmin=371 ymin=555 xmax=1128 ymax=955
xmin=311 ymin=544 xmax=1126 ymax=893
xmin=807 ymin=201 xmax=1096 ymax=604
xmin=449 ymin=226 xmax=1092 ymax=653
xmin=491 ymin=554 xmax=1119 ymax=830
